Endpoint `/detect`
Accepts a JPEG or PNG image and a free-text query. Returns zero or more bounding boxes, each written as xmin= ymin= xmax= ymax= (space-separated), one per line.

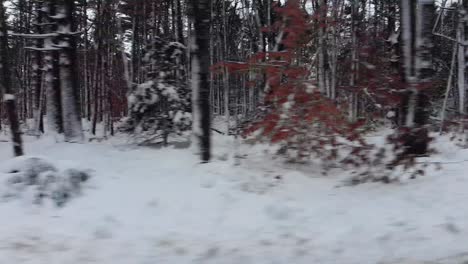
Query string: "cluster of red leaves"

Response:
xmin=214 ymin=1 xmax=434 ymax=182
xmin=216 ymin=1 xmax=371 ymax=165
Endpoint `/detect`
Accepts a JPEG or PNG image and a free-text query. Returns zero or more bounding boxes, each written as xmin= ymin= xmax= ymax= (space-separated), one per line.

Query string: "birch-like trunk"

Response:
xmin=400 ymin=0 xmax=434 ymax=155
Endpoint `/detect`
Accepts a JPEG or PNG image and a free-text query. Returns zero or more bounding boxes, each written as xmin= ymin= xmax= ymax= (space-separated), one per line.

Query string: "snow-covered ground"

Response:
xmin=1 ymin=132 xmax=468 ymax=264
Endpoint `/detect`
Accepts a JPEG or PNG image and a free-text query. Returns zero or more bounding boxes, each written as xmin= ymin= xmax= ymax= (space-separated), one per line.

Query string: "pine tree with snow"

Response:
xmin=122 ymin=37 xmax=191 ymax=145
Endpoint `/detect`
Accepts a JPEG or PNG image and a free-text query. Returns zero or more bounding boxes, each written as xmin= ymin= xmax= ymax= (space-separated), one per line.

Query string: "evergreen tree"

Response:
xmin=122 ymin=37 xmax=190 ymax=145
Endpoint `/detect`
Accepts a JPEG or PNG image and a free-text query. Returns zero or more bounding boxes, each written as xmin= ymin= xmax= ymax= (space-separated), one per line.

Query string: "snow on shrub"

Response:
xmin=120 ymin=37 xmax=191 ymax=145
xmin=0 ymin=157 xmax=92 ymax=207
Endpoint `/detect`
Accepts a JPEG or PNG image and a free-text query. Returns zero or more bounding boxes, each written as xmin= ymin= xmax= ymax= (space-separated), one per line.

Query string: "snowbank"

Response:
xmin=0 ymin=134 xmax=468 ymax=263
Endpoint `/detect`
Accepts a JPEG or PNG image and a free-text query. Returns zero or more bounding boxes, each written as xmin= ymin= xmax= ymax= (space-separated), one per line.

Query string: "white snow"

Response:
xmin=1 ymin=133 xmax=468 ymax=263
xmin=3 ymin=94 xmax=15 ymax=101
xmin=387 ymin=110 xmax=396 ymax=118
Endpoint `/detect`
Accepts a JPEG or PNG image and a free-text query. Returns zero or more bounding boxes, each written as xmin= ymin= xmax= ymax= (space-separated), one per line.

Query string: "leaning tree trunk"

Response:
xmin=56 ymin=0 xmax=84 ymax=142
xmin=189 ymin=0 xmax=212 ymax=162
xmin=0 ymin=0 xmax=24 ymax=156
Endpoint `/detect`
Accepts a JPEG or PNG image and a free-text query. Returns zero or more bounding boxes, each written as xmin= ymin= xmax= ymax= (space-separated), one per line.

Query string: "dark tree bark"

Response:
xmin=400 ymin=0 xmax=435 ymax=155
xmin=0 ymin=0 xmax=24 ymax=156
xmin=57 ymin=0 xmax=84 ymax=142
xmin=82 ymin=0 xmax=91 ymax=121
xmin=31 ymin=1 xmax=44 ymax=134
xmin=176 ymin=0 xmax=184 ymax=45
xmin=414 ymin=0 xmax=434 ymax=127
xmin=463 ymin=0 xmax=468 ymax=115
xmin=131 ymin=1 xmax=140 ymax=84
xmin=44 ymin=1 xmax=64 ymax=135
xmin=189 ymin=0 xmax=212 ymax=162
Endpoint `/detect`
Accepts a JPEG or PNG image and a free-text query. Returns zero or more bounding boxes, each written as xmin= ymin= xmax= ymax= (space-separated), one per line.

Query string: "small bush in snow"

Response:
xmin=121 ymin=37 xmax=191 ymax=145
xmin=1 ymin=157 xmax=92 ymax=207
xmin=345 ymin=128 xmax=436 ymax=185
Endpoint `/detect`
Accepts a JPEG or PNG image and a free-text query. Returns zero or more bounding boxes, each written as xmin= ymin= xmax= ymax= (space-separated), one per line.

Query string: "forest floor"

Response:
xmin=1 ymin=129 xmax=468 ymax=264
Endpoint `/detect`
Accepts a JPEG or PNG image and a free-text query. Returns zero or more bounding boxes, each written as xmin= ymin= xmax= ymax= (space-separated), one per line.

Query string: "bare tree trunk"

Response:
xmin=190 ymin=0 xmax=212 ymax=162
xmin=223 ymin=0 xmax=230 ymax=134
xmin=400 ymin=0 xmax=434 ymax=155
xmin=31 ymin=1 xmax=44 ymax=134
xmin=414 ymin=0 xmax=434 ymax=126
xmin=329 ymin=0 xmax=342 ymax=101
xmin=465 ymin=0 xmax=468 ymax=106
xmin=440 ymin=44 xmax=458 ymax=134
xmin=176 ymin=0 xmax=184 ymax=45
xmin=131 ymin=2 xmax=140 ymax=83
xmin=209 ymin=0 xmax=215 ymax=115
xmin=401 ymin=0 xmax=417 ymax=127
xmin=82 ymin=0 xmax=91 ymax=121
xmin=253 ymin=0 xmax=265 ymax=52
xmin=118 ymin=17 xmax=131 ymax=92
xmin=57 ymin=0 xmax=84 ymax=142
xmin=317 ymin=0 xmax=327 ymax=94
xmin=0 ymin=0 xmax=24 ymax=156
xmin=457 ymin=1 xmax=466 ymax=115
xmin=44 ymin=2 xmax=64 ymax=136
xmin=349 ymin=0 xmax=359 ymax=122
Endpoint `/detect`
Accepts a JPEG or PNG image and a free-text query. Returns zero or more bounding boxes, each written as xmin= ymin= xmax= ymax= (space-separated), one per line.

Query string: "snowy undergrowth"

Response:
xmin=0 ymin=156 xmax=92 ymax=207
xmin=1 ymin=132 xmax=468 ymax=263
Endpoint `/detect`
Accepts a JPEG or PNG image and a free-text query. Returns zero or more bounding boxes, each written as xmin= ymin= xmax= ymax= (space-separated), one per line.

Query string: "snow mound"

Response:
xmin=0 ymin=157 xmax=92 ymax=207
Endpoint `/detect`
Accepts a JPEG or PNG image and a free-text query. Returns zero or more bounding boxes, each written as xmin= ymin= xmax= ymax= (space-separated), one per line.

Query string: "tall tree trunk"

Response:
xmin=32 ymin=1 xmax=44 ymax=134
xmin=349 ymin=0 xmax=359 ymax=122
xmin=414 ymin=0 xmax=434 ymax=126
xmin=400 ymin=0 xmax=434 ymax=154
xmin=190 ymin=0 xmax=212 ymax=162
xmin=0 ymin=0 xmax=24 ymax=156
xmin=176 ymin=0 xmax=184 ymax=45
xmin=57 ymin=0 xmax=84 ymax=142
xmin=82 ymin=0 xmax=91 ymax=121
xmin=223 ymin=0 xmax=230 ymax=134
xmin=44 ymin=1 xmax=64 ymax=136
xmin=317 ymin=0 xmax=329 ymax=95
xmin=131 ymin=2 xmax=140 ymax=83
xmin=457 ymin=1 xmax=465 ymax=115
xmin=401 ymin=0 xmax=417 ymax=127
